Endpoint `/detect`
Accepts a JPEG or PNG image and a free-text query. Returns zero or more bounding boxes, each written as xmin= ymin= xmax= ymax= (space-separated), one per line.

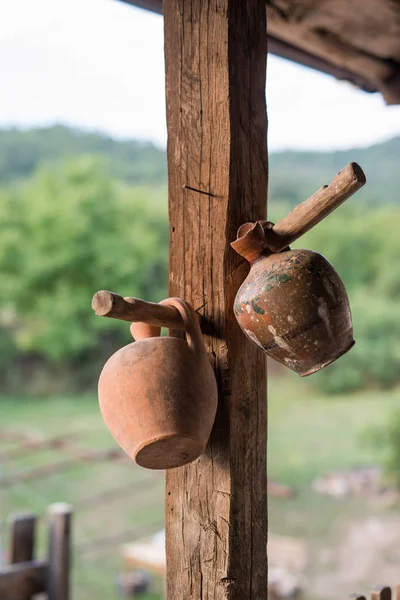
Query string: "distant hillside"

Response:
xmin=0 ymin=125 xmax=167 ymax=186
xmin=1 ymin=125 xmax=399 ymax=207
xmin=269 ymin=138 xmax=400 ymax=209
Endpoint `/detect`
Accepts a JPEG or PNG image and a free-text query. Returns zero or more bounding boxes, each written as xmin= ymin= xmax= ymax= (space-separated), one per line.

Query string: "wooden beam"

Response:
xmin=0 ymin=560 xmax=46 ymax=600
xmin=266 ymin=4 xmax=394 ymax=86
xmin=118 ymin=0 xmax=400 ymax=103
xmin=164 ymin=1 xmax=268 ymax=598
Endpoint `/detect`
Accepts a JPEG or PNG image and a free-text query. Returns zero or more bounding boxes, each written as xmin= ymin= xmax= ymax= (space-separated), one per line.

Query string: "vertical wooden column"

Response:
xmin=164 ymin=1 xmax=268 ymax=598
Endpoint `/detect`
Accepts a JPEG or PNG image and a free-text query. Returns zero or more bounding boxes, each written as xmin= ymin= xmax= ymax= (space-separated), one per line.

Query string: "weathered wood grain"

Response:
xmin=268 ymin=0 xmax=400 ymax=61
xmin=47 ymin=503 xmax=72 ymax=600
xmin=0 ymin=560 xmax=46 ymax=600
xmin=266 ymin=0 xmax=400 ymax=103
xmin=164 ymin=0 xmax=268 ymax=598
xmin=267 ymin=2 xmax=395 ymax=84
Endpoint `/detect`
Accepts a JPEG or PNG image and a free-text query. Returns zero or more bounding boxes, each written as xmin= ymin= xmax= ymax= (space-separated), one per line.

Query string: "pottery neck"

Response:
xmin=130 ymin=322 xmax=161 ymax=341
xmin=231 ymin=221 xmax=271 ymax=264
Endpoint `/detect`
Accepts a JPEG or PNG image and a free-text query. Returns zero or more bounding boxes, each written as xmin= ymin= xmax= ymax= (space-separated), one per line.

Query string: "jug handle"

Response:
xmin=160 ymin=298 xmax=205 ymax=357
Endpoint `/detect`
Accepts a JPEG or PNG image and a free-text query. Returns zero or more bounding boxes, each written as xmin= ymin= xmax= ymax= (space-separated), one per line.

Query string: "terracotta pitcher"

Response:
xmin=231 ymin=221 xmax=354 ymax=376
xmin=98 ymin=298 xmax=218 ymax=469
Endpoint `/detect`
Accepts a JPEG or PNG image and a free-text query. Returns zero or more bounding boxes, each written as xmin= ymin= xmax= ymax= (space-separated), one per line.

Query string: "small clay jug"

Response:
xmin=98 ymin=298 xmax=218 ymax=470
xmin=231 ymin=222 xmax=354 ymax=376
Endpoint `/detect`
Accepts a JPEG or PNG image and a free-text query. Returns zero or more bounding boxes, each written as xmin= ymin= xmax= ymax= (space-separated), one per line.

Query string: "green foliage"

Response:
xmin=269 ymin=137 xmax=400 ymax=210
xmin=297 ymin=205 xmax=400 ymax=394
xmin=1 ymin=126 xmax=400 ymax=396
xmin=310 ymin=293 xmax=400 ymax=394
xmin=0 ymin=157 xmax=168 ymax=392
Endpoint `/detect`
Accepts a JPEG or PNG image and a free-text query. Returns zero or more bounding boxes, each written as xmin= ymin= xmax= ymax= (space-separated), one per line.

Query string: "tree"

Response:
xmin=0 ymin=157 xmax=168 ymax=392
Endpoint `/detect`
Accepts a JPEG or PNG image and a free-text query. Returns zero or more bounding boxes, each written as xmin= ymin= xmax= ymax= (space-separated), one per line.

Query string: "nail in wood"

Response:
xmin=183 ymin=184 xmax=214 ymax=197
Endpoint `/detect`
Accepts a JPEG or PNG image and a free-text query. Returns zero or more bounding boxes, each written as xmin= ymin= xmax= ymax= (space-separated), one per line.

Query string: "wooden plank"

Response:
xmin=118 ymin=0 xmax=400 ymax=103
xmin=0 ymin=560 xmax=46 ymax=600
xmin=267 ymin=0 xmax=400 ymax=62
xmin=266 ymin=3 xmax=394 ymax=86
xmin=163 ymin=0 xmax=268 ymax=598
xmin=119 ymin=0 xmax=376 ymax=93
xmin=9 ymin=513 xmax=36 ymax=565
xmin=47 ymin=503 xmax=72 ymax=600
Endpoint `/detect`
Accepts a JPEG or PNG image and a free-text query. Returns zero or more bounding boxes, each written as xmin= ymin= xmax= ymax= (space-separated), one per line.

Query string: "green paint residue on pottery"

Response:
xmin=262 ymin=272 xmax=292 ymax=287
xmin=251 ymin=299 xmax=265 ymax=315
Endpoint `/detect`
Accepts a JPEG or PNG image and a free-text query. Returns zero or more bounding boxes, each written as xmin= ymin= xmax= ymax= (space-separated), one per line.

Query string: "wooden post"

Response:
xmin=372 ymin=588 xmax=392 ymax=600
xmin=8 ymin=513 xmax=37 ymax=600
xmin=47 ymin=503 xmax=72 ymax=600
xmin=9 ymin=513 xmax=36 ymax=565
xmin=164 ymin=1 xmax=268 ymax=598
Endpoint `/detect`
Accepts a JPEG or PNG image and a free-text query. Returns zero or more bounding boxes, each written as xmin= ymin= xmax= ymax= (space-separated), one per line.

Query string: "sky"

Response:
xmin=2 ymin=0 xmax=400 ymax=151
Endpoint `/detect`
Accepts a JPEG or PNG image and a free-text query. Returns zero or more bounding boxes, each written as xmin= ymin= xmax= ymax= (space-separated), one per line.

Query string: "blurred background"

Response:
xmin=2 ymin=1 xmax=400 ymax=599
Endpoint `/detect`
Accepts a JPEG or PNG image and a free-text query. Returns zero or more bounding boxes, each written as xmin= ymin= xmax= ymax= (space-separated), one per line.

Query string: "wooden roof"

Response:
xmin=121 ymin=0 xmax=400 ymax=104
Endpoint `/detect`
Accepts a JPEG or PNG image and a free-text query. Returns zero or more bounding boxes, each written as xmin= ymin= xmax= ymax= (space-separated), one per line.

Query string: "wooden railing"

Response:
xmin=350 ymin=587 xmax=400 ymax=600
xmin=0 ymin=504 xmax=72 ymax=600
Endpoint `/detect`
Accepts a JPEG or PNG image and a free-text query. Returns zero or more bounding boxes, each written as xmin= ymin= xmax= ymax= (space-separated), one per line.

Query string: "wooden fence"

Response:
xmin=0 ymin=504 xmax=72 ymax=600
xmin=350 ymin=587 xmax=400 ymax=600
xmin=2 ymin=428 xmax=397 ymax=600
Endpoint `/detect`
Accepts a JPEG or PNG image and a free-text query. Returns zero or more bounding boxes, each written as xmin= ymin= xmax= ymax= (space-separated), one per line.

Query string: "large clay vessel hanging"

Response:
xmin=98 ymin=297 xmax=218 ymax=469
xmin=231 ymin=221 xmax=354 ymax=376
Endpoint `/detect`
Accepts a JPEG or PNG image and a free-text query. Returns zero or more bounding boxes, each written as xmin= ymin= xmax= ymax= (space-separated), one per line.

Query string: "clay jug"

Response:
xmin=98 ymin=298 xmax=218 ymax=469
xmin=231 ymin=221 xmax=354 ymax=376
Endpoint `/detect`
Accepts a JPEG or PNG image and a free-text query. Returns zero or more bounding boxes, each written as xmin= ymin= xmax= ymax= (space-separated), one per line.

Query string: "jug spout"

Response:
xmin=230 ymin=221 xmax=269 ymax=264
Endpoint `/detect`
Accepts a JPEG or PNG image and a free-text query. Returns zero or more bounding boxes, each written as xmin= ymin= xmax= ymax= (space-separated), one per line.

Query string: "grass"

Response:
xmin=268 ymin=375 xmax=396 ymax=486
xmin=1 ymin=377 xmax=399 ymax=599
